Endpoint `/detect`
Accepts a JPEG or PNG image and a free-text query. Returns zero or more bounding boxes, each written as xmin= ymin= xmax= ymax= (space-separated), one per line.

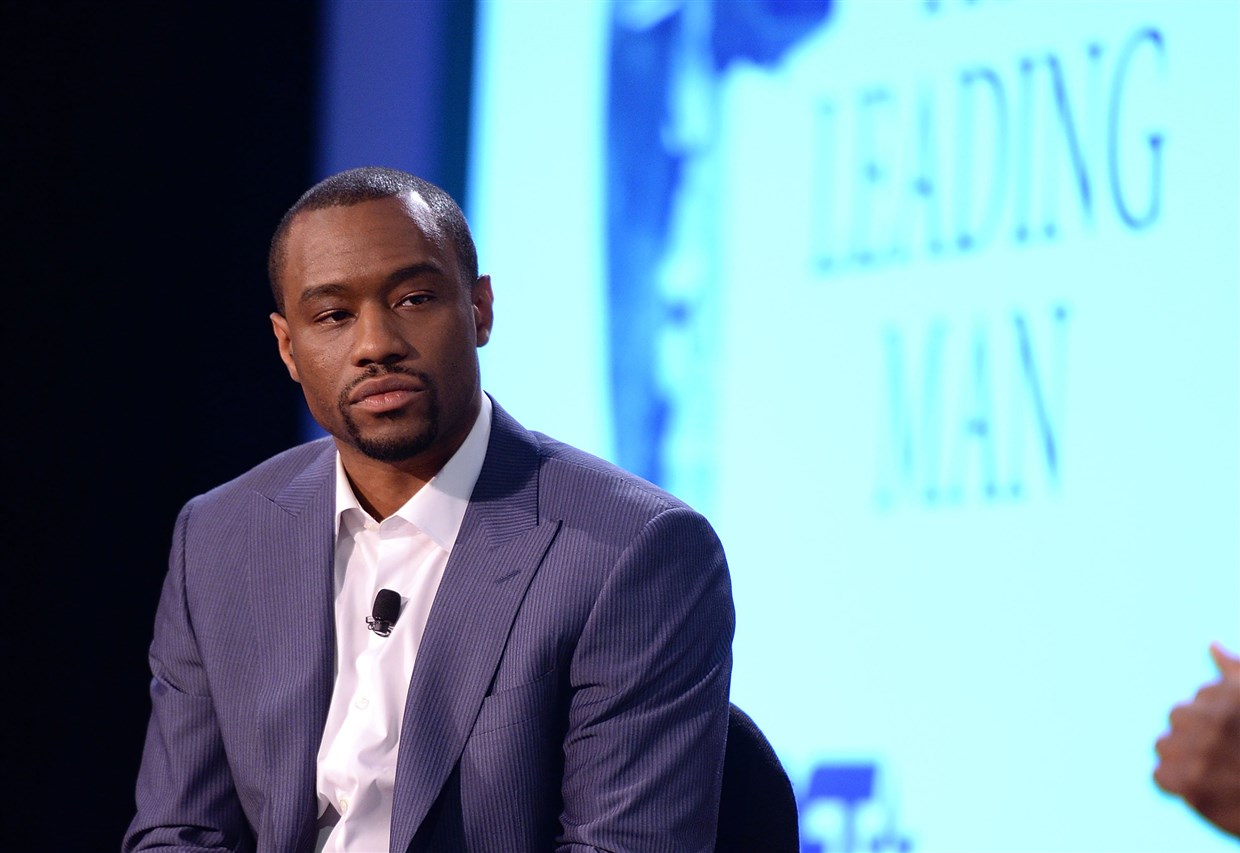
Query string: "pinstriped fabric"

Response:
xmin=128 ymin=438 xmax=340 ymax=853
xmin=125 ymin=404 xmax=734 ymax=853
xmin=391 ymin=519 xmax=563 ymax=849
xmin=249 ymin=454 xmax=337 ymax=853
xmin=399 ymin=404 xmax=734 ymax=852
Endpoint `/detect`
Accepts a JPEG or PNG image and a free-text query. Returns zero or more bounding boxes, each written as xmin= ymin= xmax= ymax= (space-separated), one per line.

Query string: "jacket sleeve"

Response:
xmin=122 ymin=501 xmax=255 ymax=853
xmin=557 ymin=505 xmax=735 ymax=853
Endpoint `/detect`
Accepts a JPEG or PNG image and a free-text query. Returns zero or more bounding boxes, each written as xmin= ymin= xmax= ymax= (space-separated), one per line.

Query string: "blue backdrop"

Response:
xmin=320 ymin=1 xmax=1240 ymax=850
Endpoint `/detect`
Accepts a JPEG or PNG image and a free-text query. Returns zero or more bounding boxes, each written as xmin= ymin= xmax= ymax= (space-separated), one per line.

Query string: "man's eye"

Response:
xmin=313 ymin=309 xmax=351 ymax=325
xmin=398 ymin=293 xmax=432 ymax=308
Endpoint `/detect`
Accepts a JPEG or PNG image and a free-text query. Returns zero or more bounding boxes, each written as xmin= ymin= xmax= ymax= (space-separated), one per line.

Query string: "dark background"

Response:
xmin=8 ymin=4 xmax=316 ymax=849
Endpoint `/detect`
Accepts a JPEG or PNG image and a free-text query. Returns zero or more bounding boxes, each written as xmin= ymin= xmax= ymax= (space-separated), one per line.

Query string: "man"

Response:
xmin=123 ymin=166 xmax=735 ymax=852
xmin=1154 ymin=643 xmax=1240 ymax=840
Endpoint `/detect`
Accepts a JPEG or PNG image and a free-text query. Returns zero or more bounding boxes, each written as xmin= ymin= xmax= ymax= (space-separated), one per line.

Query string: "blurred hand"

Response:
xmin=1154 ymin=643 xmax=1240 ymax=839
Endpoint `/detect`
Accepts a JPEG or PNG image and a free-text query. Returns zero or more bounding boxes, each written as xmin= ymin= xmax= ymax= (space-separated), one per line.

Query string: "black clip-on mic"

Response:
xmin=367 ymin=588 xmax=401 ymax=637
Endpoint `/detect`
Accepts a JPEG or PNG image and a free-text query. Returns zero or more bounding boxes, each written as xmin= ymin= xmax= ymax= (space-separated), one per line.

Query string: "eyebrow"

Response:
xmin=385 ymin=262 xmax=445 ymax=286
xmin=296 ymin=262 xmax=447 ymax=306
xmin=297 ymin=282 xmax=348 ymax=306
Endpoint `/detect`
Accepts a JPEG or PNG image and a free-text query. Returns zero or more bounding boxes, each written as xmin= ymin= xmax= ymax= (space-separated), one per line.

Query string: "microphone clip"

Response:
xmin=367 ymin=588 xmax=401 ymax=637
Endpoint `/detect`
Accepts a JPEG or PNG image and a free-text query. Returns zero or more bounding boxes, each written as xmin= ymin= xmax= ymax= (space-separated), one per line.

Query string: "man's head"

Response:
xmin=268 ymin=166 xmax=478 ymax=313
xmin=268 ymin=167 xmax=493 ymax=477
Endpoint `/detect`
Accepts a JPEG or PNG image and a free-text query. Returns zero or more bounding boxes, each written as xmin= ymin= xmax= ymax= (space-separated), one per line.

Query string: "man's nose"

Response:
xmin=352 ymin=305 xmax=411 ymax=365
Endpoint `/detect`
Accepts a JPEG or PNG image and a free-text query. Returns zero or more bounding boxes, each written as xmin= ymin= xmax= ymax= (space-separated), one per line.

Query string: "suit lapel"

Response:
xmin=249 ymin=442 xmax=338 ymax=852
xmin=389 ymin=404 xmax=561 ymax=852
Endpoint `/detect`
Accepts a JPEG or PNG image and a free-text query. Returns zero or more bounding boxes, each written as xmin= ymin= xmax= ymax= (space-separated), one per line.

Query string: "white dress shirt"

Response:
xmin=315 ymin=395 xmax=492 ymax=853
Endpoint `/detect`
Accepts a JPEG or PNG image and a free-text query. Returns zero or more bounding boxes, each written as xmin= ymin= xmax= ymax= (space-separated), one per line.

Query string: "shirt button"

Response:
xmin=339 ymin=798 xmax=349 ymax=814
xmin=355 ymin=696 xmax=370 ymax=709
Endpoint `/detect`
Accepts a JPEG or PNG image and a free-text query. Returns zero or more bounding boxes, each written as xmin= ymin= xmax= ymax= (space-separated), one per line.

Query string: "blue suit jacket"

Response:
xmin=124 ymin=400 xmax=735 ymax=853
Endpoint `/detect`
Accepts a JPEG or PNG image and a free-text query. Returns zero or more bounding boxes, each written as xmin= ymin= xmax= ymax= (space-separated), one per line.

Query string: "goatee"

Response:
xmin=339 ymin=368 xmax=440 ymax=462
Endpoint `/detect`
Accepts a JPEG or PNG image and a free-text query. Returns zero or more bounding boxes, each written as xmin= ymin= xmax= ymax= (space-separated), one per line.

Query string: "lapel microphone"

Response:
xmin=366 ymin=588 xmax=401 ymax=637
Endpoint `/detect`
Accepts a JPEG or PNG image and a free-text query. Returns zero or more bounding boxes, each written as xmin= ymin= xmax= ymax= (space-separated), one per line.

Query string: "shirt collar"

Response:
xmin=333 ymin=393 xmax=493 ymax=551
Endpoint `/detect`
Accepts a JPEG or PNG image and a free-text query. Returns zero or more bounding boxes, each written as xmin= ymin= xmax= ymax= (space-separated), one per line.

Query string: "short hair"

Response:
xmin=267 ymin=166 xmax=479 ymax=313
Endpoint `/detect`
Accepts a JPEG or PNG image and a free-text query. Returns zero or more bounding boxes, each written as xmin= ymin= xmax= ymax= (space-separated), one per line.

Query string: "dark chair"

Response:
xmin=716 ymin=702 xmax=801 ymax=853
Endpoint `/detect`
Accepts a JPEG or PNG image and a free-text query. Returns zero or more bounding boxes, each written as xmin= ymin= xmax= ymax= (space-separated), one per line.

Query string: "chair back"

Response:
xmin=716 ymin=702 xmax=800 ymax=852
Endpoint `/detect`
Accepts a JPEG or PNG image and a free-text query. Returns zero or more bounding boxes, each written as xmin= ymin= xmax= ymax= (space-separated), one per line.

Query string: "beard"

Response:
xmin=338 ymin=367 xmax=440 ymax=462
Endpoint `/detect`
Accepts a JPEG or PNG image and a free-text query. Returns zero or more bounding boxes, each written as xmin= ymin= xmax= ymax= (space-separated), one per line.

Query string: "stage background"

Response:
xmin=7 ymin=4 xmax=318 ymax=850
xmin=353 ymin=1 xmax=1240 ymax=851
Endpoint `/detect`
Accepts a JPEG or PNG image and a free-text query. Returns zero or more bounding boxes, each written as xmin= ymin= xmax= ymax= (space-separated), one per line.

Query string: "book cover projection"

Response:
xmin=464 ymin=1 xmax=1240 ymax=850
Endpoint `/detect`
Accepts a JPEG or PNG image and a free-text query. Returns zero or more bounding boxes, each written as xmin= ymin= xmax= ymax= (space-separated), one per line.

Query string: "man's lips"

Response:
xmin=348 ymin=375 xmax=425 ymax=410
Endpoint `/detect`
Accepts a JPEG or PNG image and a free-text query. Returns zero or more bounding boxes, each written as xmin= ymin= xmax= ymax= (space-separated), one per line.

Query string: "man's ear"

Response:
xmin=472 ymin=274 xmax=494 ymax=347
xmin=270 ymin=312 xmax=302 ymax=383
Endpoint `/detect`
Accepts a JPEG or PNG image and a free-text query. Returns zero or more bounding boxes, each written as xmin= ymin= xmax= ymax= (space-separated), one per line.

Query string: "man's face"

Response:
xmin=270 ymin=193 xmax=493 ymax=471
